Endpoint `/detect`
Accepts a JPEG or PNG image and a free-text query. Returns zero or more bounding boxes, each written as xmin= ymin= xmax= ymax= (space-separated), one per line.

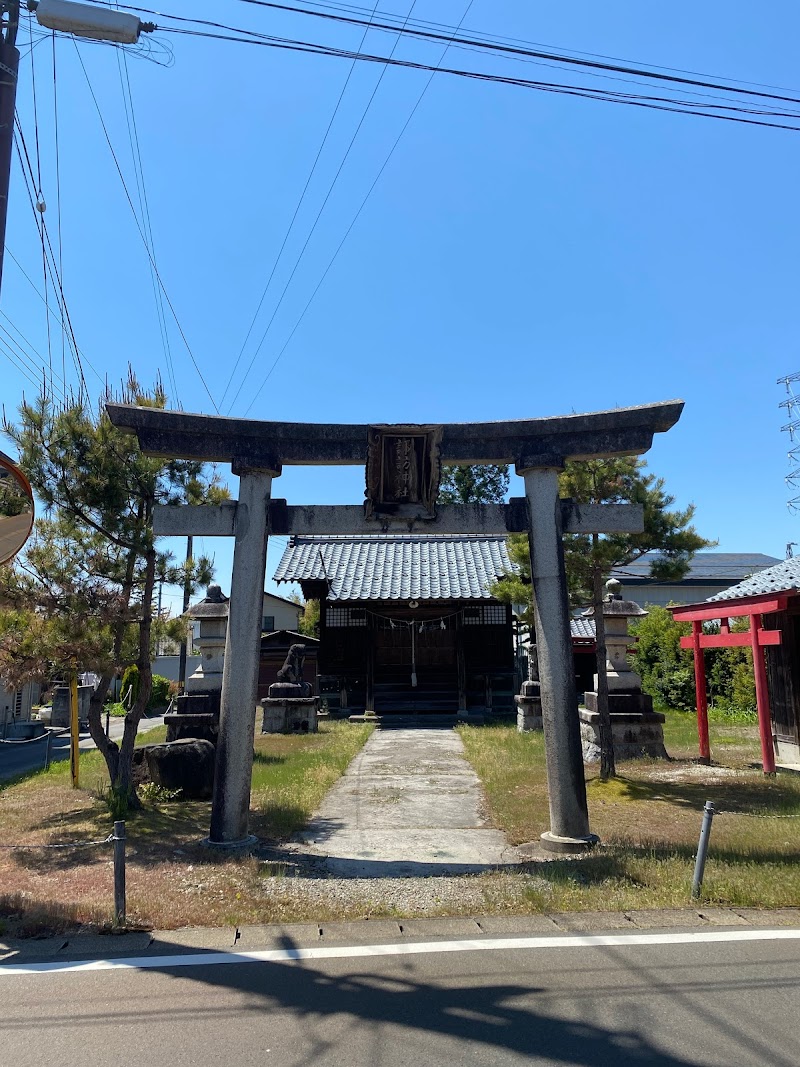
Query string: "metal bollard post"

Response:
xmin=43 ymin=730 xmax=52 ymax=771
xmin=691 ymin=801 xmax=716 ymax=900
xmin=113 ymin=820 xmax=126 ymax=928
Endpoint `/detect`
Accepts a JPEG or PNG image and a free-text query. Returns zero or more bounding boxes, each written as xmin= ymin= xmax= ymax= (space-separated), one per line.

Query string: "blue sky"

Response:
xmin=2 ymin=2 xmax=799 ymax=614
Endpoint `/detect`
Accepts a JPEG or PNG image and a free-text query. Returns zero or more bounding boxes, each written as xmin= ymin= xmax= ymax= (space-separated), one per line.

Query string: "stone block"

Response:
xmin=260 ymin=697 xmax=319 ymax=734
xmin=515 ymin=694 xmax=542 ymax=732
xmin=474 ymin=914 xmax=561 ymax=935
xmin=551 ymin=911 xmax=635 ymax=931
xmin=164 ymin=710 xmax=218 ymax=745
xmin=583 ymin=690 xmax=655 ymax=716
xmin=139 ymin=738 xmax=216 ymax=798
xmin=579 ymin=710 xmax=668 ymax=762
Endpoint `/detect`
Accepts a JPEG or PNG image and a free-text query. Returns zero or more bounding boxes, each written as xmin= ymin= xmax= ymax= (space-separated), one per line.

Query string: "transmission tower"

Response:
xmin=778 ymin=372 xmax=800 ymax=511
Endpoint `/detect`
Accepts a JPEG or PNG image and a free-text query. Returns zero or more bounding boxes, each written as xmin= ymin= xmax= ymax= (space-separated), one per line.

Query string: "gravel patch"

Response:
xmin=253 ymin=871 xmax=546 ymax=915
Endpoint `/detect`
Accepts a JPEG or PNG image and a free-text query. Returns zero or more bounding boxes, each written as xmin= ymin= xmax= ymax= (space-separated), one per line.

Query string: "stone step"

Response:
xmin=347 ymin=712 xmax=485 ymax=728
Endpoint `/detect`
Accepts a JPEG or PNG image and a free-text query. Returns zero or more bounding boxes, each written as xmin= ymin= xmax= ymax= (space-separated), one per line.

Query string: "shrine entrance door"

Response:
xmin=373 ymin=612 xmax=458 ymax=713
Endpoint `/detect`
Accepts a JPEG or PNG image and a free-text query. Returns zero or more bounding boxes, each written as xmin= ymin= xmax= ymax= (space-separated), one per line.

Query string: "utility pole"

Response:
xmin=155 ymin=573 xmax=163 ymax=656
xmin=0 ymin=2 xmax=20 ymax=297
xmin=0 ymin=1 xmax=153 ymax=297
xmin=177 ymin=534 xmax=193 ymax=691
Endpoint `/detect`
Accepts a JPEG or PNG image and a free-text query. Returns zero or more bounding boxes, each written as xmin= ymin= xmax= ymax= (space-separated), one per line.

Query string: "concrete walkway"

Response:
xmin=296 ymin=728 xmax=520 ymax=876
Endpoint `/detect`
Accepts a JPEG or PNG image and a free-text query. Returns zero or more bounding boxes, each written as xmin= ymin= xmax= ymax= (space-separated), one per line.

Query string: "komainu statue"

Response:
xmin=273 ymin=643 xmax=312 ymax=697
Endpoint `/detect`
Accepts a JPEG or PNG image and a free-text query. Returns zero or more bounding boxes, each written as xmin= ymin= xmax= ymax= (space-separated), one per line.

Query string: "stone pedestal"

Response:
xmin=580 ymin=579 xmax=668 ymax=763
xmin=260 ymin=697 xmax=319 ymax=734
xmin=164 ymin=692 xmax=219 ymax=745
xmin=515 ymin=679 xmax=543 ymax=731
xmin=579 ymin=708 xmax=667 ymax=761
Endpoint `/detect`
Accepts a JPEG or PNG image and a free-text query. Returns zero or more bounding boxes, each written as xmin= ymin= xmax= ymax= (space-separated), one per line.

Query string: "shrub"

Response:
xmin=630 ymin=605 xmax=756 ymax=716
xmin=148 ymin=674 xmax=171 ymax=709
xmin=120 ymin=664 xmax=139 ymax=707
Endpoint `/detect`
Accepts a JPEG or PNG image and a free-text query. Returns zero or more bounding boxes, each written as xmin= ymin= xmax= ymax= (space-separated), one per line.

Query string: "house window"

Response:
xmin=262 ymin=615 xmax=275 ymax=632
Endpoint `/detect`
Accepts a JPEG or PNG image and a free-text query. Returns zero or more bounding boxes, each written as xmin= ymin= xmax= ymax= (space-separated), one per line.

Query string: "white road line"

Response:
xmin=2 ymin=927 xmax=800 ymax=976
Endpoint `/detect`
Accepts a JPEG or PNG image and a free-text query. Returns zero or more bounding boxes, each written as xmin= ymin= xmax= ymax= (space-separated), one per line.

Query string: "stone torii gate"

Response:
xmin=107 ymin=400 xmax=683 ymax=851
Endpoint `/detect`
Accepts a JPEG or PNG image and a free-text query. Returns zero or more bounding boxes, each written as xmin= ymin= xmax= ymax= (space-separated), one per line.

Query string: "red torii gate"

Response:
xmin=670 ymin=592 xmax=787 ymax=775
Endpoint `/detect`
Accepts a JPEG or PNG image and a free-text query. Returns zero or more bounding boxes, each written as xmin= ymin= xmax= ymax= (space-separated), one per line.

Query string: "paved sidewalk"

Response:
xmin=296 ymin=728 xmax=520 ymax=876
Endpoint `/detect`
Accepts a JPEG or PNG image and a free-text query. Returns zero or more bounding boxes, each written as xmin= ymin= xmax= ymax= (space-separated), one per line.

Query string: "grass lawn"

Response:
xmin=458 ymin=714 xmax=800 ymax=913
xmin=0 ymin=721 xmax=372 ymax=937
xmin=3 ymin=713 xmax=799 ymax=938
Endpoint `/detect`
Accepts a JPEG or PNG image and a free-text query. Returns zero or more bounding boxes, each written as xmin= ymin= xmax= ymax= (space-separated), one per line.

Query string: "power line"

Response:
xmin=219 ymin=0 xmax=382 ymax=409
xmin=13 ymin=118 xmax=89 ymax=397
xmin=241 ymin=0 xmax=476 ymax=414
xmin=0 ymin=318 xmax=68 ymax=402
xmin=0 ymin=336 xmax=48 ymax=393
xmin=94 ymin=1 xmax=800 ymax=110
xmin=274 ymin=0 xmax=796 ymax=97
xmin=162 ymin=25 xmax=800 ymax=131
xmin=72 ymin=40 xmax=220 ymax=413
xmin=4 ymin=247 xmax=103 ymax=387
xmin=226 ymin=0 xmax=424 ymax=414
xmin=51 ymin=29 xmax=66 ymax=388
xmin=115 ymin=44 xmax=179 ymax=404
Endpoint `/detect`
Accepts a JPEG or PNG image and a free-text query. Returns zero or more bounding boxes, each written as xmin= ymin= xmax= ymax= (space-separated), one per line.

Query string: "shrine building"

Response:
xmin=274 ymin=534 xmax=517 ymax=718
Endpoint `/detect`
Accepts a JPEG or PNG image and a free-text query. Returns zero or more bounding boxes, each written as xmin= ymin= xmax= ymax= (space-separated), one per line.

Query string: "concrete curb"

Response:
xmin=2 ymin=907 xmax=799 ymax=966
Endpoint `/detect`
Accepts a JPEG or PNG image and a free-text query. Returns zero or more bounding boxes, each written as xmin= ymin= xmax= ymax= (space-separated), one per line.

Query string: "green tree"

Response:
xmin=298 ymin=599 xmax=320 ymax=639
xmin=493 ymin=456 xmax=713 ymax=779
xmin=437 ymin=464 xmax=509 ymax=504
xmin=628 ymin=605 xmax=696 ymax=712
xmin=0 ymin=373 xmax=225 ymax=810
xmin=629 ymin=608 xmax=756 ymax=719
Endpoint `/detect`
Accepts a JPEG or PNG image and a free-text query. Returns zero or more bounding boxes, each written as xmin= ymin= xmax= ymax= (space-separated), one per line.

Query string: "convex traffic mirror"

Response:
xmin=0 ymin=455 xmax=34 ymax=565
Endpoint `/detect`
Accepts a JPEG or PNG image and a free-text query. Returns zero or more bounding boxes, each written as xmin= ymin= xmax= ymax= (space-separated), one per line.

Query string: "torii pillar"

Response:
xmin=520 ymin=464 xmax=595 ymax=850
xmin=209 ymin=462 xmax=279 ymax=846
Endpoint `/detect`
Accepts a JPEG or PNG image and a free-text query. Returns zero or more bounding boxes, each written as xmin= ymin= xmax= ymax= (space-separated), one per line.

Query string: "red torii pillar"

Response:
xmin=689 ymin=621 xmax=710 ymax=765
xmin=750 ymin=613 xmax=776 ymax=775
xmin=673 ymin=596 xmax=785 ymax=775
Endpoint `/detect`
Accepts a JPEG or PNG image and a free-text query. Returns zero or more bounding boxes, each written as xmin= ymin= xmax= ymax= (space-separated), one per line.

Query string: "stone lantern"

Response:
xmin=164 ymin=584 xmax=228 ymax=744
xmin=578 ymin=578 xmax=667 ymax=761
xmin=186 ymin=584 xmax=229 ymax=708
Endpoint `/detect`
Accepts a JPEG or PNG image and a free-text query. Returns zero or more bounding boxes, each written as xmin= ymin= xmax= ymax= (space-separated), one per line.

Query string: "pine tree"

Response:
xmin=0 ymin=373 xmax=225 ymax=810
xmin=437 ymin=464 xmax=509 ymax=504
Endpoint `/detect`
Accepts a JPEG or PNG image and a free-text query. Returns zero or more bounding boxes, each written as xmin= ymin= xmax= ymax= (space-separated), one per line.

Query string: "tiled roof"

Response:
xmin=570 ymin=618 xmax=596 ymax=640
xmin=612 ymin=552 xmax=781 ymax=583
xmin=706 ymin=556 xmax=800 ymax=602
xmin=273 ymin=535 xmax=512 ymax=602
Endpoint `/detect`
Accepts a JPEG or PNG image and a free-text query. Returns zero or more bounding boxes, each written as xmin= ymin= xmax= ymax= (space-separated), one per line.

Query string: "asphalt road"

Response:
xmin=0 ymin=511 xmax=33 ymax=563
xmin=0 ymin=715 xmax=165 ymax=782
xmin=2 ymin=927 xmax=799 ymax=1066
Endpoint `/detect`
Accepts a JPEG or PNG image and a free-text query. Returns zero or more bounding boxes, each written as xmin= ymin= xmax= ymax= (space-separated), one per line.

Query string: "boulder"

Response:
xmin=131 ymin=747 xmax=150 ymax=787
xmin=140 ymin=738 xmax=215 ymax=799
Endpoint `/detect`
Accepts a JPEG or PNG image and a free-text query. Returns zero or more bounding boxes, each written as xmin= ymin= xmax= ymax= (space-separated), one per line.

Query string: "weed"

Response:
xmin=139 ymin=783 xmax=182 ymax=802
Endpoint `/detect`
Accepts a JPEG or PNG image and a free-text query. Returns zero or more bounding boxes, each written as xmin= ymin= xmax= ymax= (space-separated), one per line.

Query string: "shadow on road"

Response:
xmin=0 ymin=936 xmax=705 ymax=1067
